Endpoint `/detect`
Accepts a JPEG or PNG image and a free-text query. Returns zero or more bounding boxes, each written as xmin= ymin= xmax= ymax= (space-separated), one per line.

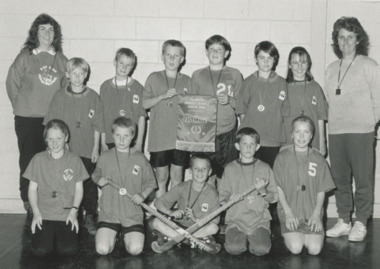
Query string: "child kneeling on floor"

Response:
xmin=93 ymin=117 xmax=157 ymax=256
xmin=25 ymin=119 xmax=88 ymax=256
xmin=274 ymin=116 xmax=335 ymax=255
xmin=219 ymin=127 xmax=278 ymax=256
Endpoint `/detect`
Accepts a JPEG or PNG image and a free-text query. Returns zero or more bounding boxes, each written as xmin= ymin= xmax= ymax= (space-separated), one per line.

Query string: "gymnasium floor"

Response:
xmin=1 ymin=214 xmax=379 ymax=269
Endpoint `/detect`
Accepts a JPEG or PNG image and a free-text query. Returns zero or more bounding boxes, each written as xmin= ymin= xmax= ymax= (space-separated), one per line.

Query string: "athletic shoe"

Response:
xmin=326 ymin=219 xmax=351 ymax=237
xmin=199 ymin=236 xmax=221 ymax=253
xmin=153 ymin=230 xmax=170 ymax=246
xmin=84 ymin=215 xmax=97 ymax=235
xmin=348 ymin=221 xmax=367 ymax=242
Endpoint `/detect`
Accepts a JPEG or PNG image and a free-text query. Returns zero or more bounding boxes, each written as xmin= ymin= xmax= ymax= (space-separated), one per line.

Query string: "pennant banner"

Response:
xmin=176 ymin=95 xmax=217 ymax=152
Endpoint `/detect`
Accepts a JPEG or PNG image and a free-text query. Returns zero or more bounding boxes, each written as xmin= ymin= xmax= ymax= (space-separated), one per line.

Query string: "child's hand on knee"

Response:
xmin=285 ymin=211 xmax=299 ymax=231
xmin=308 ymin=214 xmax=322 ymax=232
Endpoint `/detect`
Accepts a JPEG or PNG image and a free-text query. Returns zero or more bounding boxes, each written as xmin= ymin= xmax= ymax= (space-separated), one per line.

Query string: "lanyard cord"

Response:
xmin=164 ymin=71 xmax=178 ymax=90
xmin=164 ymin=71 xmax=178 ymax=107
xmin=238 ymin=159 xmax=258 ymax=187
xmin=337 ymin=54 xmax=356 ymax=90
xmin=186 ymin=182 xmax=207 ymax=209
xmin=257 ymin=71 xmax=271 ymax=105
xmin=293 ymin=146 xmax=309 ymax=187
xmin=208 ymin=67 xmax=224 ymax=96
xmin=68 ymin=86 xmax=85 ymax=128
xmin=115 ymin=77 xmax=134 ymax=120
xmin=296 ymin=80 xmax=307 ymax=115
xmin=114 ymin=148 xmax=130 ymax=189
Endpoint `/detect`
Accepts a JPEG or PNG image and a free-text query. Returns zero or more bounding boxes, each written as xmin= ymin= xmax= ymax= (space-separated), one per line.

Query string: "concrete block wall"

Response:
xmin=1 ymin=0 xmax=380 ymax=216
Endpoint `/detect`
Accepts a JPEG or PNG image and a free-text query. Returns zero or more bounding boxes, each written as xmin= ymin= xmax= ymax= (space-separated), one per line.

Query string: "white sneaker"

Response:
xmin=326 ymin=219 xmax=351 ymax=237
xmin=348 ymin=221 xmax=367 ymax=242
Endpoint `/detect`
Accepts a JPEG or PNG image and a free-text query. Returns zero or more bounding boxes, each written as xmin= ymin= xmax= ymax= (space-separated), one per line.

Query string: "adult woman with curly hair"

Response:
xmin=324 ymin=17 xmax=380 ymax=242
xmin=6 ymin=14 xmax=68 ymax=213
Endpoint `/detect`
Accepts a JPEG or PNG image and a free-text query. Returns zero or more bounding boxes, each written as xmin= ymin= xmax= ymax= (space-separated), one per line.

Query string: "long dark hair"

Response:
xmin=22 ymin=13 xmax=63 ymax=53
xmin=286 ymin=46 xmax=314 ymax=83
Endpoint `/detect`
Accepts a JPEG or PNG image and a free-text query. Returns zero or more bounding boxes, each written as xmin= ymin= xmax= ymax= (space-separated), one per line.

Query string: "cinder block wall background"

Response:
xmin=1 ymin=0 xmax=380 ymax=216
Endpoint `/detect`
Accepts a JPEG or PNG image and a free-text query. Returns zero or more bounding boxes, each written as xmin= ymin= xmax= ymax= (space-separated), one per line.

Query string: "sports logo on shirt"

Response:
xmin=88 ymin=109 xmax=95 ymax=118
xmin=279 ymin=91 xmax=286 ymax=101
xmin=201 ymin=203 xmax=209 ymax=212
xmin=133 ymin=94 xmax=139 ymax=104
xmin=63 ymin=169 xmax=74 ymax=181
xmin=38 ymin=66 xmax=57 ymax=86
xmin=132 ymin=165 xmax=140 ymax=175
xmin=312 ymin=96 xmax=317 ymax=105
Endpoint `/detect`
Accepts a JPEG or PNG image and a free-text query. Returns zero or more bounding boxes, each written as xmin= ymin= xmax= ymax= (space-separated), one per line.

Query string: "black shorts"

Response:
xmin=150 ymin=149 xmax=190 ymax=168
xmin=106 ymin=143 xmax=115 ymax=150
xmin=97 ymin=222 xmax=144 ymax=236
xmin=205 ymin=128 xmax=239 ymax=178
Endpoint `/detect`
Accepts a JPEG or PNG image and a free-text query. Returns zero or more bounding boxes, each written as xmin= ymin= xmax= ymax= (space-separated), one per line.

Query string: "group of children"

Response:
xmin=20 ymin=33 xmax=337 ymax=257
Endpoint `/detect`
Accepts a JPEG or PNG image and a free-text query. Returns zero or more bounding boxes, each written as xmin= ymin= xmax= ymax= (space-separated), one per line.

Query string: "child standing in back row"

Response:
xmin=24 ymin=119 xmax=88 ymax=256
xmin=100 ymin=48 xmax=147 ymax=151
xmin=44 ymin=57 xmax=103 ymax=235
xmin=219 ymin=127 xmax=278 ymax=256
xmin=237 ymin=41 xmax=289 ymax=168
xmin=274 ymin=116 xmax=335 ymax=255
xmin=143 ymin=40 xmax=191 ymax=198
xmin=283 ymin=47 xmax=328 ymax=155
xmin=190 ymin=35 xmax=243 ymax=187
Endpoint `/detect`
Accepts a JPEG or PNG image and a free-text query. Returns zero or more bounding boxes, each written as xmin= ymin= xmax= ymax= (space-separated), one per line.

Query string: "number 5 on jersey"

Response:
xmin=308 ymin=162 xmax=317 ymax=177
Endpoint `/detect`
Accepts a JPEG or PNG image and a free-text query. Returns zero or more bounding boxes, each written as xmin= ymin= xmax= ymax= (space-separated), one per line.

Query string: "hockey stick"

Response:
xmin=104 ymin=179 xmax=219 ymax=254
xmin=151 ymin=178 xmax=268 ymax=253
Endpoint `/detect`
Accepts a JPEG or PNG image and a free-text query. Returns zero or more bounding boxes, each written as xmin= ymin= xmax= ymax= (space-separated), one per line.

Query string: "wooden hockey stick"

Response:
xmin=104 ymin=179 xmax=219 ymax=254
xmin=151 ymin=178 xmax=268 ymax=253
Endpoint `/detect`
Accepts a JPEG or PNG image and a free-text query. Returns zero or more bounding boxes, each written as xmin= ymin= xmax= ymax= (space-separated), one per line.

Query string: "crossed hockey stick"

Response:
xmin=151 ymin=178 xmax=269 ymax=253
xmin=104 ymin=178 xmax=219 ymax=254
